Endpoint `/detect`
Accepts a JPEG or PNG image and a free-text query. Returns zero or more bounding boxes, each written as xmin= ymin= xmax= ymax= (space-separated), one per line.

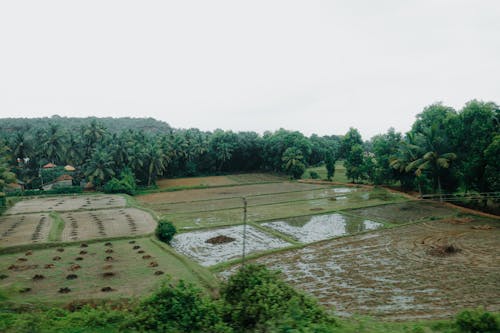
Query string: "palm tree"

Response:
xmin=281 ymin=147 xmax=305 ymax=179
xmin=41 ymin=124 xmax=66 ymax=164
xmin=405 ymin=126 xmax=457 ymax=200
xmin=145 ymin=142 xmax=167 ymax=186
xmin=84 ymin=147 xmax=115 ymax=187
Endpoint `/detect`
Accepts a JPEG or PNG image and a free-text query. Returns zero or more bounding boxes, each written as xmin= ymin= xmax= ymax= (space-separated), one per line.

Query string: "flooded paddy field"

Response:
xmin=261 ymin=213 xmax=382 ymax=243
xmin=220 ymin=216 xmax=500 ymax=320
xmin=171 ymin=225 xmax=291 ymax=266
xmin=347 ymin=200 xmax=461 ymax=224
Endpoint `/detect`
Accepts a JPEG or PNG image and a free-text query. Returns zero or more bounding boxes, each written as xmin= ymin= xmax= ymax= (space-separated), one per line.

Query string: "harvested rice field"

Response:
xmin=0 ymin=213 xmax=53 ymax=247
xmin=0 ymin=238 xmax=214 ymax=303
xmin=220 ymin=216 xmax=500 ymax=320
xmin=5 ymin=195 xmax=126 ymax=215
xmin=60 ymin=208 xmax=157 ymax=242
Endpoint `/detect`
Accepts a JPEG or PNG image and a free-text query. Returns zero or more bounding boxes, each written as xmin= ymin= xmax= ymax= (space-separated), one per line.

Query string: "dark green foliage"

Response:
xmin=130 ymin=280 xmax=231 ymax=333
xmin=344 ymin=144 xmax=365 ymax=183
xmin=282 ymin=147 xmax=306 ymax=179
xmin=103 ymin=168 xmax=137 ymax=195
xmin=455 ymin=308 xmax=499 ymax=333
xmin=156 ymin=219 xmax=177 ymax=244
xmin=325 ymin=151 xmax=337 ymax=181
xmin=309 ymin=171 xmax=320 ymax=179
xmin=221 ymin=264 xmax=336 ymax=331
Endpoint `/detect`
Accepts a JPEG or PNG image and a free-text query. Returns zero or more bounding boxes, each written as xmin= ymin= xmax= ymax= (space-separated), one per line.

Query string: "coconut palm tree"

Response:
xmin=84 ymin=147 xmax=115 ymax=187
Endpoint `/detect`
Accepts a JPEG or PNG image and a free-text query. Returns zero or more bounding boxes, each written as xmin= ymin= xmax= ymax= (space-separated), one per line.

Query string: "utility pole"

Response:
xmin=241 ymin=197 xmax=247 ymax=267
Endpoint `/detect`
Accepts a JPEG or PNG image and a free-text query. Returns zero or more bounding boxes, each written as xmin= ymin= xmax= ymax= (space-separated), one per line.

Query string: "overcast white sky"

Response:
xmin=1 ymin=1 xmax=499 ymax=139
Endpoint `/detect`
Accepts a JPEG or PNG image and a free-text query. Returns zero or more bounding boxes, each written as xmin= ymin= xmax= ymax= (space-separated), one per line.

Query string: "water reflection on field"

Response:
xmin=261 ymin=213 xmax=382 ymax=243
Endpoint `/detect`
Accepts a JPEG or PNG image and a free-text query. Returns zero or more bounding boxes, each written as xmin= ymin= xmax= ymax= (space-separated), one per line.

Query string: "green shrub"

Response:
xmin=103 ymin=168 xmax=136 ymax=195
xmin=130 ymin=280 xmax=231 ymax=333
xmin=309 ymin=171 xmax=320 ymax=179
xmin=156 ymin=219 xmax=177 ymax=244
xmin=456 ymin=308 xmax=499 ymax=333
xmin=221 ymin=264 xmax=335 ymax=331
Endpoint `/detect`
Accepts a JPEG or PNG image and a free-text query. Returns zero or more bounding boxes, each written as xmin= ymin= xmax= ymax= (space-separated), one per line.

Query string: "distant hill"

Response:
xmin=0 ymin=115 xmax=172 ymax=133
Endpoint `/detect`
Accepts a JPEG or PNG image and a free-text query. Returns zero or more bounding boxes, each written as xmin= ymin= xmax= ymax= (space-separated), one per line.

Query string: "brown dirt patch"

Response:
xmin=44 ymin=264 xmax=55 ymax=269
xmin=103 ymin=264 xmax=113 ymax=270
xmin=80 ymin=243 xmax=88 ymax=248
xmin=9 ymin=264 xmax=38 ymax=271
xmin=52 ymin=256 xmax=62 ymax=261
xmin=142 ymin=255 xmax=152 ymax=259
xmin=66 ymin=274 xmax=78 ymax=280
xmin=79 ymin=250 xmax=87 ymax=255
xmin=59 ymin=287 xmax=71 ymax=294
xmin=102 ymin=272 xmax=115 ymax=278
xmin=19 ymin=287 xmax=31 ymax=293
xmin=69 ymin=264 xmax=81 ymax=271
xmin=154 ymin=271 xmax=164 ymax=275
xmin=471 ymin=225 xmax=494 ymax=230
xmin=310 ymin=207 xmax=324 ymax=211
xmin=137 ymin=250 xmax=145 ymax=254
xmin=428 ymin=244 xmax=462 ymax=257
xmin=101 ymin=287 xmax=115 ymax=292
xmin=205 ymin=235 xmax=236 ymax=244
xmin=105 ymin=249 xmax=114 ymax=253
xmin=32 ymin=274 xmax=45 ymax=281
xmin=133 ymin=245 xmax=141 ymax=250
xmin=25 ymin=250 xmax=33 ymax=256
xmin=17 ymin=257 xmax=28 ymax=262
xmin=56 ymin=248 xmax=64 ymax=252
xmin=148 ymin=261 xmax=158 ymax=267
xmin=105 ymin=256 xmax=114 ymax=262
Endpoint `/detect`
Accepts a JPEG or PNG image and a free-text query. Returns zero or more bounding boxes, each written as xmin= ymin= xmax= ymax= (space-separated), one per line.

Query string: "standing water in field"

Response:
xmin=261 ymin=213 xmax=381 ymax=243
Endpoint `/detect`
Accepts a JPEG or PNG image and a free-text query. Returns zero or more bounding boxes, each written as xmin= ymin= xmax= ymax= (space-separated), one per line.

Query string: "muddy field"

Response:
xmin=60 ymin=208 xmax=156 ymax=242
xmin=348 ymin=201 xmax=460 ymax=224
xmin=6 ymin=195 xmax=126 ymax=215
xmin=0 ymin=213 xmax=53 ymax=247
xmin=167 ymin=193 xmax=403 ymax=230
xmin=221 ymin=216 xmax=500 ymax=320
xmin=137 ymin=182 xmax=329 ymax=205
xmin=146 ymin=187 xmax=363 ymax=215
xmin=156 ymin=173 xmax=286 ymax=190
xmin=0 ymin=238 xmax=210 ymax=302
xmin=171 ymin=225 xmax=292 ymax=266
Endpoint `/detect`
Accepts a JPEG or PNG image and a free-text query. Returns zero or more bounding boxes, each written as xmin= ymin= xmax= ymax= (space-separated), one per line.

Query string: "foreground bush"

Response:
xmin=156 ymin=219 xmax=177 ymax=244
xmin=221 ymin=264 xmax=336 ymax=331
xmin=129 ymin=280 xmax=231 ymax=333
xmin=456 ymin=308 xmax=499 ymax=333
xmin=103 ymin=168 xmax=137 ymax=195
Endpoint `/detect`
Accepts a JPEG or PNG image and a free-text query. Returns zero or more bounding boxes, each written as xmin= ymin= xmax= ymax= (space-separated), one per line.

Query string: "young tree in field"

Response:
xmin=324 ymin=150 xmax=337 ymax=181
xmin=344 ymin=144 xmax=365 ymax=183
xmin=282 ymin=147 xmax=306 ymax=179
xmin=340 ymin=127 xmax=363 ymax=159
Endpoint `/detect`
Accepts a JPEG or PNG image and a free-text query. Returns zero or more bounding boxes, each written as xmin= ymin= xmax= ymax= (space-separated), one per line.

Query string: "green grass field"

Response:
xmin=303 ymin=160 xmax=349 ymax=183
xmin=0 ymin=237 xmax=217 ymax=304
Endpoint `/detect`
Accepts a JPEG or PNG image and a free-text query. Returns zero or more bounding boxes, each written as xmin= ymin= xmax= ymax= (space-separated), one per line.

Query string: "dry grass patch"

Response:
xmin=0 ymin=213 xmax=53 ymax=247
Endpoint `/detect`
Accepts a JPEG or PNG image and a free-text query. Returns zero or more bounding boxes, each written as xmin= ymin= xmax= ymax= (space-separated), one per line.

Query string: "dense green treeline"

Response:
xmin=0 ymin=100 xmax=498 ymax=197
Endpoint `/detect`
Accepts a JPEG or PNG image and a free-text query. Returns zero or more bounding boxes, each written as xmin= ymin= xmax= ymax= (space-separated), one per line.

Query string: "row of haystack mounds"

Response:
xmin=31 ymin=215 xmax=47 ymax=242
xmin=80 ymin=197 xmax=92 ymax=209
xmin=90 ymin=213 xmax=107 ymax=237
xmin=129 ymin=240 xmax=163 ymax=275
xmin=67 ymin=213 xmax=79 ymax=241
xmin=1 ymin=216 xmax=24 ymax=239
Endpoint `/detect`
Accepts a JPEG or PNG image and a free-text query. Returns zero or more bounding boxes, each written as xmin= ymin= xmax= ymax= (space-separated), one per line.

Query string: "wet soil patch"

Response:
xmin=205 ymin=235 xmax=236 ymax=245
